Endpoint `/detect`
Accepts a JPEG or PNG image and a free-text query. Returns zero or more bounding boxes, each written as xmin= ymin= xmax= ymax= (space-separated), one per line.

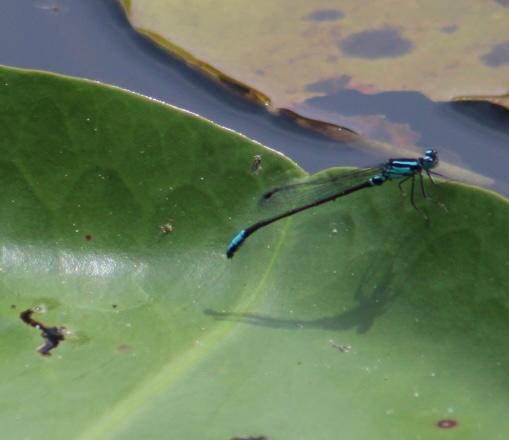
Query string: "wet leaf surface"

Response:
xmin=1 ymin=66 xmax=509 ymax=439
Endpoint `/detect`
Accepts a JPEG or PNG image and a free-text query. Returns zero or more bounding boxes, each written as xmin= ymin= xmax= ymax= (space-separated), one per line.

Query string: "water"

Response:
xmin=0 ymin=0 xmax=376 ymax=173
xmin=0 ymin=0 xmax=508 ymax=195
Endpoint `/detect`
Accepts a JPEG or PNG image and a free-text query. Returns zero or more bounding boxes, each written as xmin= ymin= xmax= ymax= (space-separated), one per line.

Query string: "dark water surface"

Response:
xmin=1 ymin=0 xmax=508 ymax=195
xmin=0 ymin=0 xmax=375 ymax=173
xmin=306 ymin=90 xmax=509 ymax=194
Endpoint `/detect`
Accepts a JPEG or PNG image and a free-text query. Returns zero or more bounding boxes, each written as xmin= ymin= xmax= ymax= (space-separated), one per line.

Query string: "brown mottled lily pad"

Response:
xmin=453 ymin=92 xmax=509 ymax=110
xmin=121 ymin=0 xmax=509 ymax=109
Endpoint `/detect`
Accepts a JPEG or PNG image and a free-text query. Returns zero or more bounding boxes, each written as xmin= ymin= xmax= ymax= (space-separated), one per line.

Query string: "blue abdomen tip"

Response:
xmin=226 ymin=230 xmax=246 ymax=259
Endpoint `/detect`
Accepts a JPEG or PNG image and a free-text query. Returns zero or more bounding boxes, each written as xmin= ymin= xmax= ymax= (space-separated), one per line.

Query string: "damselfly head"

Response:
xmin=422 ymin=149 xmax=439 ymax=169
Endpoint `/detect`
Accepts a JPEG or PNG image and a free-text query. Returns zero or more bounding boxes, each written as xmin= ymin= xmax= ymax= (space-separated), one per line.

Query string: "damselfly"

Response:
xmin=226 ymin=149 xmax=441 ymax=259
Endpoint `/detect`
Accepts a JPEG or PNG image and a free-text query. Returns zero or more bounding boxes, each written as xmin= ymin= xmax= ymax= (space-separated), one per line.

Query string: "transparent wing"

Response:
xmin=259 ymin=166 xmax=383 ymax=213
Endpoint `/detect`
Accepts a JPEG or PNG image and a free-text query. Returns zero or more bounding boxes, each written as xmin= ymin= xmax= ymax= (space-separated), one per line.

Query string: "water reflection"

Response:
xmin=304 ymin=90 xmax=509 ymax=194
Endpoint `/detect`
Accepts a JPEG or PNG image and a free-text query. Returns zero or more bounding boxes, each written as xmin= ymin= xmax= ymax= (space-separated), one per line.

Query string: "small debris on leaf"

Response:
xmin=20 ymin=308 xmax=65 ymax=356
xmin=160 ymin=220 xmax=174 ymax=234
xmin=250 ymin=155 xmax=263 ymax=174
xmin=329 ymin=339 xmax=351 ymax=352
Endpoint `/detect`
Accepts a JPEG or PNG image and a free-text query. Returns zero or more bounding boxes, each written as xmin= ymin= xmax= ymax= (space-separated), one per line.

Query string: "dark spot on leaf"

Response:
xmin=305 ymin=75 xmax=351 ymax=94
xmin=20 ymin=309 xmax=65 ymax=356
xmin=340 ymin=28 xmax=414 ymax=59
xmin=297 ymin=361 xmax=302 ymax=365
xmin=112 ymin=304 xmax=118 ymax=309
xmin=440 ymin=25 xmax=458 ymax=33
xmin=480 ymin=41 xmax=509 ymax=67
xmin=305 ymin=9 xmax=344 ymax=21
xmin=436 ymin=419 xmax=458 ymax=429
xmin=85 ymin=234 xmax=92 ymax=241
xmin=11 ymin=304 xmax=16 ymax=309
xmin=117 ymin=344 xmax=131 ymax=352
xmin=231 ymin=437 xmax=267 ymax=440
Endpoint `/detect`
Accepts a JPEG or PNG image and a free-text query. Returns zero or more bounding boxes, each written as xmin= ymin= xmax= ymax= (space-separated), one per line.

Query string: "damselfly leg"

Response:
xmin=398 ymin=175 xmax=412 ymax=197
xmin=419 ymin=172 xmax=428 ymax=197
xmin=423 ymin=171 xmax=448 ymax=212
xmin=426 ymin=169 xmax=437 ymax=184
xmin=398 ymin=171 xmax=447 ymax=219
xmin=409 ymin=174 xmax=429 ymax=220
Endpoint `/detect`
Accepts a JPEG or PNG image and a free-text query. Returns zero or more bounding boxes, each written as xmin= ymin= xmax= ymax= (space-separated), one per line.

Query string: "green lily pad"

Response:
xmin=1 ymin=65 xmax=509 ymax=439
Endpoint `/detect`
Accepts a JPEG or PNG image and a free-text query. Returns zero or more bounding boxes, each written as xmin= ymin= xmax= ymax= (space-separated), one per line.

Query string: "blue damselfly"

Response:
xmin=227 ymin=149 xmax=441 ymax=258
